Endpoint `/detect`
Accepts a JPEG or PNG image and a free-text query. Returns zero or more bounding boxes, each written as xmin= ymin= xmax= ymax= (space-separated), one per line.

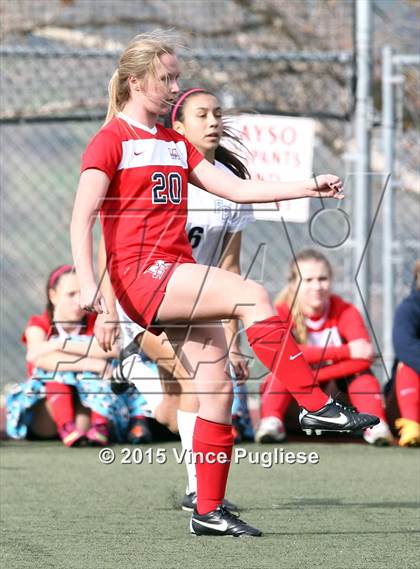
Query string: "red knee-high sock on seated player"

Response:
xmin=193 ymin=417 xmax=233 ymax=515
xmin=347 ymin=374 xmax=387 ymax=420
xmin=44 ymin=382 xmax=74 ymax=428
xmin=246 ymin=316 xmax=328 ymax=411
xmin=395 ymin=364 xmax=420 ymax=422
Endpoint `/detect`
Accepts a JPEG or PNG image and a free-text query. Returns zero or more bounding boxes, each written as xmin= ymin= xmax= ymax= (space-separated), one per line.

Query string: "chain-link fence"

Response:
xmin=1 ymin=0 xmax=419 ymax=386
xmin=393 ymin=57 xmax=420 ymax=287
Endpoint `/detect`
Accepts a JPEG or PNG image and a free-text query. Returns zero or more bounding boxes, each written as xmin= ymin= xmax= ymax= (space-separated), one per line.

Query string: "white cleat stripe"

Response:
xmin=304 ymin=412 xmax=348 ymax=425
xmin=193 ymin=519 xmax=229 ymax=532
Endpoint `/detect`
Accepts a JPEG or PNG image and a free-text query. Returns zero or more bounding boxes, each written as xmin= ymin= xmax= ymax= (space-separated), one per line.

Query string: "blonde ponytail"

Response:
xmin=105 ymin=70 xmax=123 ymax=124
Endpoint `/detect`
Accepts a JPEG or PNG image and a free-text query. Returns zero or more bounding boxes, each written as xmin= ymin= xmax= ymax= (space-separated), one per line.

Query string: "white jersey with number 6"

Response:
xmin=186 ymin=160 xmax=254 ymax=266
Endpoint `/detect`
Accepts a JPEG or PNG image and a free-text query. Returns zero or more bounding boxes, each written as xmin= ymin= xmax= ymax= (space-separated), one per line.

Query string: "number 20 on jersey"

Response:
xmin=151 ymin=172 xmax=182 ymax=205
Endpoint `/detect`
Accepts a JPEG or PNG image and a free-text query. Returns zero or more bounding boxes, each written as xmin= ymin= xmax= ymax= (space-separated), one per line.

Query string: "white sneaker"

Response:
xmin=363 ymin=420 xmax=394 ymax=446
xmin=255 ymin=416 xmax=286 ymax=443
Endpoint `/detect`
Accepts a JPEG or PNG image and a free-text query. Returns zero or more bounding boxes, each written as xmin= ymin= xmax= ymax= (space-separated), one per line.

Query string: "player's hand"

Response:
xmin=348 ymin=339 xmax=375 ymax=361
xmin=229 ymin=350 xmax=250 ymax=384
xmin=309 ymin=175 xmax=344 ymax=200
xmin=94 ymin=311 xmax=120 ymax=352
xmin=80 ymin=283 xmax=108 ymax=314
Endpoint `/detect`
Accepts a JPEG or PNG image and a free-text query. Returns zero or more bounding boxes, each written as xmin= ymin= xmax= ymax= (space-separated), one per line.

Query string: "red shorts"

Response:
xmin=113 ymin=259 xmax=195 ymax=335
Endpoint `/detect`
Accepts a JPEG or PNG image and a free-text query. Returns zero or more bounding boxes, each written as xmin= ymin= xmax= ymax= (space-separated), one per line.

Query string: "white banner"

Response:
xmin=224 ymin=114 xmax=315 ymax=222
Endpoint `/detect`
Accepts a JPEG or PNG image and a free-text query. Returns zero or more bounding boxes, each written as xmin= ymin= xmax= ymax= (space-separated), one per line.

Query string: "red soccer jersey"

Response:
xmin=22 ymin=310 xmax=96 ymax=377
xmin=276 ymin=294 xmax=372 ymax=380
xmin=81 ymin=114 xmax=204 ymax=277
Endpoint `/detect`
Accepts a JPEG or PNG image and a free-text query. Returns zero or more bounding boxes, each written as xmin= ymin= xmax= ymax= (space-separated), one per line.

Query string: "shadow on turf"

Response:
xmin=245 ymin=500 xmax=420 ymax=510
xmin=262 ymin=529 xmax=420 ymax=537
xmin=155 ymin=500 xmax=420 ymax=513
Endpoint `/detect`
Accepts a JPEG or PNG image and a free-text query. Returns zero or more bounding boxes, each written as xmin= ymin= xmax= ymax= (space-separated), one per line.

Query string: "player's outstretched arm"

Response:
xmin=190 ymin=160 xmax=343 ymax=204
xmin=70 ymin=169 xmax=110 ymax=314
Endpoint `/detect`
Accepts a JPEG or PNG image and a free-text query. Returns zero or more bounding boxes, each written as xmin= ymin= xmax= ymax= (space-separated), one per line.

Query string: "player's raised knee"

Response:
xmin=246 ymin=280 xmax=272 ymax=309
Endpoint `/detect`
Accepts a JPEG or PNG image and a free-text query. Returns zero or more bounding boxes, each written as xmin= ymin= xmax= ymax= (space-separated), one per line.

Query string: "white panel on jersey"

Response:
xmin=307 ymin=327 xmax=342 ymax=348
xmin=118 ymin=139 xmax=188 ymax=170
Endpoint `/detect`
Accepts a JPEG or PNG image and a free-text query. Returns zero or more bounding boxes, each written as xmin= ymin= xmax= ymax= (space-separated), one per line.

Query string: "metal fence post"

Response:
xmin=354 ymin=0 xmax=373 ymax=314
xmin=381 ymin=45 xmax=395 ymax=378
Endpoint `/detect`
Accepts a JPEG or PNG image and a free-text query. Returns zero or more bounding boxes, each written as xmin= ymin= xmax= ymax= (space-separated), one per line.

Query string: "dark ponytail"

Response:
xmin=215 ymin=137 xmax=250 ymax=180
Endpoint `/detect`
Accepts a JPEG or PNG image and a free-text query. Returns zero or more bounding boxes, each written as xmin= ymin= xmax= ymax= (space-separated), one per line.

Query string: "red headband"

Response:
xmin=48 ymin=265 xmax=73 ymax=288
xmin=171 ymin=88 xmax=206 ymax=127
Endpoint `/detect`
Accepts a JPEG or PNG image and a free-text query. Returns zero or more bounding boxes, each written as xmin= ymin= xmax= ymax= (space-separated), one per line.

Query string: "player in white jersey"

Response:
xmin=186 ymin=160 xmax=253 ymax=265
xmin=95 ymin=88 xmax=255 ymax=513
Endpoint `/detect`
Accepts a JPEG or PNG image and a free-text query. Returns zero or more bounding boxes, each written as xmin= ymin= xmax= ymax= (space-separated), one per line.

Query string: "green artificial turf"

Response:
xmin=1 ymin=440 xmax=419 ymax=569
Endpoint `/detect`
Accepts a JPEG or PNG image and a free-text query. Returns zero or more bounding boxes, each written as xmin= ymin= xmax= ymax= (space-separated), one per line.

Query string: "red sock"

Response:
xmin=91 ymin=411 xmax=108 ymax=427
xmin=396 ymin=364 xmax=420 ymax=422
xmin=347 ymin=374 xmax=386 ymax=420
xmin=193 ymin=417 xmax=233 ymax=515
xmin=246 ymin=316 xmax=328 ymax=411
xmin=44 ymin=382 xmax=74 ymax=429
xmin=260 ymin=373 xmax=292 ymax=420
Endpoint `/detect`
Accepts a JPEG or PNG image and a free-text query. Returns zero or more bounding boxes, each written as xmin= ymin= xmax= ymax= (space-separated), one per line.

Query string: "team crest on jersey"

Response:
xmin=169 ymin=148 xmax=180 ymax=160
xmin=145 ymin=260 xmax=172 ymax=280
xmin=215 ymin=200 xmax=232 ymax=221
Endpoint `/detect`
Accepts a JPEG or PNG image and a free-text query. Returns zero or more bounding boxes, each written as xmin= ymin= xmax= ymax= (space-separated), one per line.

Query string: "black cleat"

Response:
xmin=299 ymin=398 xmax=380 ymax=435
xmin=110 ymin=341 xmax=139 ymax=395
xmin=190 ymin=505 xmax=261 ymax=537
xmin=182 ymin=492 xmax=240 ymax=516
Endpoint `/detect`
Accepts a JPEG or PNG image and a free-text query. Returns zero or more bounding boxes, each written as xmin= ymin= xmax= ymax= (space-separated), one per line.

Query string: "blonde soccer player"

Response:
xmin=71 ymin=32 xmax=378 ymax=537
